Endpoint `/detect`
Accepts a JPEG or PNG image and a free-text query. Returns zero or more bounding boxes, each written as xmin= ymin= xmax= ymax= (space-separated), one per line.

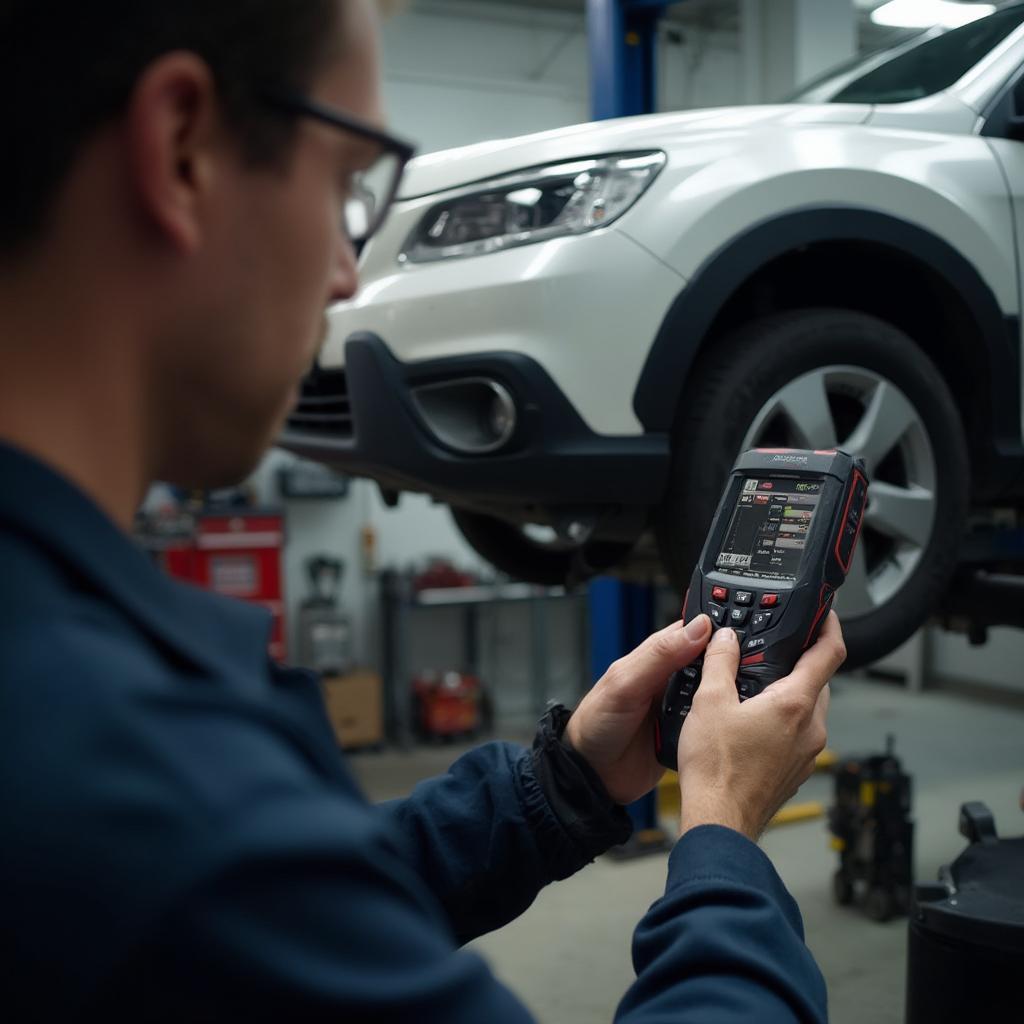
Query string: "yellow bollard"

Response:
xmin=815 ymin=748 xmax=839 ymax=772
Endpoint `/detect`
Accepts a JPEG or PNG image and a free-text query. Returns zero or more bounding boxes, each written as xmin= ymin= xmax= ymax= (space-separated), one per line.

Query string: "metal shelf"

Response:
xmin=380 ymin=574 xmax=588 ymax=748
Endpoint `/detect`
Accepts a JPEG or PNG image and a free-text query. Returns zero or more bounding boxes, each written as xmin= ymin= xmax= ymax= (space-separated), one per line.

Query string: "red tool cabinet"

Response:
xmin=153 ymin=510 xmax=287 ymax=662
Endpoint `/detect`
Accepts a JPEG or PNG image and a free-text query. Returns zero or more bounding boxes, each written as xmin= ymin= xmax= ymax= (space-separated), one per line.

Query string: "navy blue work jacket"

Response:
xmin=0 ymin=442 xmax=827 ymax=1022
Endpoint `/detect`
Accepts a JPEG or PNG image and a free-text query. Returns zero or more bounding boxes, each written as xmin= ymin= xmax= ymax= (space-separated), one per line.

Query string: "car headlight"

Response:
xmin=398 ymin=151 xmax=666 ymax=264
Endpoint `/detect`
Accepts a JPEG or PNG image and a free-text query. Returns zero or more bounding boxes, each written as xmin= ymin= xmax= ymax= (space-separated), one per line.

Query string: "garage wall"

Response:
xmin=380 ymin=0 xmax=746 ymax=155
xmin=659 ymin=20 xmax=745 ymax=112
xmin=252 ymin=454 xmax=491 ymax=668
xmin=379 ymin=0 xmax=590 ymax=154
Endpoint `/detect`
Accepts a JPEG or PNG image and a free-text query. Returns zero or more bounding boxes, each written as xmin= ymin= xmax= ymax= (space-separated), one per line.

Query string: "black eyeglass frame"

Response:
xmin=259 ymin=91 xmax=416 ymax=243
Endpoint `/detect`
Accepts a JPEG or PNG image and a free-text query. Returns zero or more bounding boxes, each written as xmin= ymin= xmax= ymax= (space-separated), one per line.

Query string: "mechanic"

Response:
xmin=0 ymin=1 xmax=843 ymax=1020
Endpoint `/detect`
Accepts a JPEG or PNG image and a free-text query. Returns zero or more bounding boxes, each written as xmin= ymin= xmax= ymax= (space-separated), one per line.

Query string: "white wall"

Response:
xmin=248 ymin=450 xmax=371 ymax=665
xmin=380 ymin=0 xmax=751 ymax=156
xmin=658 ymin=21 xmax=745 ymax=112
xmin=379 ymin=0 xmax=589 ymax=153
xmin=368 ymin=487 xmax=489 ymax=575
xmin=747 ymin=0 xmax=856 ymax=102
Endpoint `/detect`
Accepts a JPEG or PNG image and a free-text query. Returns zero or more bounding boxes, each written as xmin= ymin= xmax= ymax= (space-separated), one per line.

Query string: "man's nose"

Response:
xmin=328 ymin=233 xmax=360 ymax=304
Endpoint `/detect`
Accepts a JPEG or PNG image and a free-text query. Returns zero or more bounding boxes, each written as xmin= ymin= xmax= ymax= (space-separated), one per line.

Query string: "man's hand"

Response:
xmin=564 ymin=615 xmax=712 ymax=805
xmin=677 ymin=612 xmax=846 ymax=842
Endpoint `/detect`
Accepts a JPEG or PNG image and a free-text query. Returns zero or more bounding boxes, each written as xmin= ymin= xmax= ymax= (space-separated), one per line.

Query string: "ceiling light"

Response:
xmin=871 ymin=1 xmax=996 ymax=29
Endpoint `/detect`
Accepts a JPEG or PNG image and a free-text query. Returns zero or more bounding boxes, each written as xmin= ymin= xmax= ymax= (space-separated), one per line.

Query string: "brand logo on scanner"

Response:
xmin=769 ymin=454 xmax=809 ymax=465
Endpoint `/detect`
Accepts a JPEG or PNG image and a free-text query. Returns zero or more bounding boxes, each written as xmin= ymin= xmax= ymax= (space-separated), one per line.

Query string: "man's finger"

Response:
xmin=695 ymin=627 xmax=740 ymax=704
xmin=771 ymin=612 xmax=846 ymax=704
xmin=612 ymin=615 xmax=712 ymax=696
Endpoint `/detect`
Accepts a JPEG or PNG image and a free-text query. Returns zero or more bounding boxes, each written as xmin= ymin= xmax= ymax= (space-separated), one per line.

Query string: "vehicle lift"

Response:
xmin=588 ymin=578 xmax=672 ymax=856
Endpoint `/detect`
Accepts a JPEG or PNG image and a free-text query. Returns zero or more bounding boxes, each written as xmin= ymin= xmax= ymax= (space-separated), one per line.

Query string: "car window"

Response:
xmin=1013 ymin=69 xmax=1024 ymax=115
xmin=792 ymin=6 xmax=1024 ymax=105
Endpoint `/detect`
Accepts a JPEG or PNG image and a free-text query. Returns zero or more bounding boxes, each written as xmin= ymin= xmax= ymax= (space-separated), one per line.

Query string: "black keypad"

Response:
xmin=734 ymin=591 xmax=753 ymax=606
xmin=729 ymin=607 xmax=749 ymax=626
xmin=708 ymin=603 xmax=726 ymax=625
xmin=751 ymin=611 xmax=773 ymax=634
xmin=666 ymin=662 xmax=702 ymax=718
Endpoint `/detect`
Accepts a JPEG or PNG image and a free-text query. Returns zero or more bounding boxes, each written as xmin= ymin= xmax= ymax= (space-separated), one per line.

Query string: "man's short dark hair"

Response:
xmin=0 ymin=0 xmax=341 ymax=256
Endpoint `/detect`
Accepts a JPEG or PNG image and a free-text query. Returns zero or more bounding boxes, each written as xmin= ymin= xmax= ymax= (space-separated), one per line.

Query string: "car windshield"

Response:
xmin=789 ymin=4 xmax=1024 ymax=105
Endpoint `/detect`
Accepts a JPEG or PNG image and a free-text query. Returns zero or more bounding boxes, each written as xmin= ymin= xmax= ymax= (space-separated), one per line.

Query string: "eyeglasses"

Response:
xmin=260 ymin=91 xmax=416 ymax=245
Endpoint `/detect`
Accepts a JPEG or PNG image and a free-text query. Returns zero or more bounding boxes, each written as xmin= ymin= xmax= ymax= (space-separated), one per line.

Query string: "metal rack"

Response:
xmin=379 ymin=573 xmax=590 ymax=748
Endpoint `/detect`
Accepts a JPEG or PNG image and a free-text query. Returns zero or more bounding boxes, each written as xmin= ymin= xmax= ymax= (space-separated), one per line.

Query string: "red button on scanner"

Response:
xmin=712 ymin=586 xmax=729 ymax=602
xmin=760 ymin=593 xmax=779 ymax=607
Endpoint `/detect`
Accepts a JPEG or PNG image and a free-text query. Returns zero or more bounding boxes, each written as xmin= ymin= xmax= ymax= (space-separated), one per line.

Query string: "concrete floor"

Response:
xmin=350 ymin=676 xmax=1024 ymax=1023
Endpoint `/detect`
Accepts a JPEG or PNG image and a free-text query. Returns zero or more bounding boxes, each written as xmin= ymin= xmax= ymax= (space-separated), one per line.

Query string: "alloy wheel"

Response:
xmin=739 ymin=366 xmax=937 ymax=618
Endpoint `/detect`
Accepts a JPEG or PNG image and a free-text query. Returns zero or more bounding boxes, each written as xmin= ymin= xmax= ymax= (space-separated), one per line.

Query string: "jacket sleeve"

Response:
xmin=616 ymin=825 xmax=829 ymax=1024
xmin=377 ymin=741 xmax=611 ymax=944
xmin=90 ymin=780 xmax=825 ymax=1023
xmin=102 ymin=809 xmax=826 ymax=1024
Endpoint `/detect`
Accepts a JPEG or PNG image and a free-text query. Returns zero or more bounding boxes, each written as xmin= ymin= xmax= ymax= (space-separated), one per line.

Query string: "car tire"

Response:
xmin=451 ymin=508 xmax=632 ymax=587
xmin=655 ymin=308 xmax=970 ymax=670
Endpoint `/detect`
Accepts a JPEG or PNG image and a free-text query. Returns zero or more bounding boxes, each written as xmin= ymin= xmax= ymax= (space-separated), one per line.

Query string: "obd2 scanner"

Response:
xmin=655 ymin=448 xmax=868 ymax=771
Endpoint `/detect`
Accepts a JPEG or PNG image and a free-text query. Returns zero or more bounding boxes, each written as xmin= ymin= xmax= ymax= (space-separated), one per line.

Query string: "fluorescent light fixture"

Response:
xmin=871 ymin=1 xmax=995 ymax=29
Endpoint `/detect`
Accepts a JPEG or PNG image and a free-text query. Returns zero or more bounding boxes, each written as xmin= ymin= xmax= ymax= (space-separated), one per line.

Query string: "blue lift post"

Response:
xmin=589 ymin=577 xmax=673 ymax=857
xmin=586 ymin=0 xmax=671 ymax=120
xmin=586 ymin=1 xmax=676 ymax=855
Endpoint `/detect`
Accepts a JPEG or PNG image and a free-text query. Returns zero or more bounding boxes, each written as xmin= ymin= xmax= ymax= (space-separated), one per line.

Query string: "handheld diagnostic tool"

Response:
xmin=655 ymin=448 xmax=868 ymax=771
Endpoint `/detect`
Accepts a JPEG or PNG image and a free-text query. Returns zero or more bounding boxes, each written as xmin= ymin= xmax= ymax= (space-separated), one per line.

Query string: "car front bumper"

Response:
xmin=280 ymin=333 xmax=670 ymax=509
xmin=317 ymin=208 xmax=686 ymax=437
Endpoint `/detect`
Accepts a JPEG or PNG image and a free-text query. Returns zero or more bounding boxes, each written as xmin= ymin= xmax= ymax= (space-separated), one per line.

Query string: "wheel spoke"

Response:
xmin=843 ymin=381 xmax=916 ymax=475
xmin=835 ymin=542 xmax=875 ymax=617
xmin=773 ymin=372 xmax=838 ymax=449
xmin=866 ymin=481 xmax=934 ymax=549
xmin=735 ymin=364 xmax=938 ymax=631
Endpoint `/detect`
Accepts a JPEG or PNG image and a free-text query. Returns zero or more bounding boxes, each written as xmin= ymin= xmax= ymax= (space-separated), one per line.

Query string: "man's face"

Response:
xmin=156 ymin=0 xmax=382 ymax=488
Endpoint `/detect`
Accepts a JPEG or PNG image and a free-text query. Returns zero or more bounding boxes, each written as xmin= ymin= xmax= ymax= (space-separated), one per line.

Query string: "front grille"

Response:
xmin=286 ymin=367 xmax=353 ymax=438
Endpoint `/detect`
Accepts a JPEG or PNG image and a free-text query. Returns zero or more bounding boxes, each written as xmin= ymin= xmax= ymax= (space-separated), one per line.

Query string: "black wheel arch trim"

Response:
xmin=632 ymin=207 xmax=1023 ymax=487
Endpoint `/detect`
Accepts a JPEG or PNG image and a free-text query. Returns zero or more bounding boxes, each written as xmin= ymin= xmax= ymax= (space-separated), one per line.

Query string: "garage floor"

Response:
xmin=349 ymin=676 xmax=1024 ymax=1024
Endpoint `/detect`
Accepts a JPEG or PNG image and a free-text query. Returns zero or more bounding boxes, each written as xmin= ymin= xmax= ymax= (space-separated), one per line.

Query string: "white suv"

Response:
xmin=284 ymin=6 xmax=1024 ymax=669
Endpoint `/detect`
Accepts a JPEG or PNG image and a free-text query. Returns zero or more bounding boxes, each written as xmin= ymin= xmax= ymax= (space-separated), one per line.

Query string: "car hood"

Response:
xmin=397 ymin=103 xmax=872 ymax=200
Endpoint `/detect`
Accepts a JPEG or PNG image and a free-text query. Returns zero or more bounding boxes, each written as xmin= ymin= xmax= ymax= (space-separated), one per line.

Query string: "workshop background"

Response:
xmin=137 ymin=2 xmax=1024 ymax=1022
xmin=254 ymin=0 xmax=1024 ymax=718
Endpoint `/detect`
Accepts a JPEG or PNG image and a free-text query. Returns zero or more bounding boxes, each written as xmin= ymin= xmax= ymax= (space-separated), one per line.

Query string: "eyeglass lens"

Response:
xmin=345 ymin=150 xmax=402 ymax=243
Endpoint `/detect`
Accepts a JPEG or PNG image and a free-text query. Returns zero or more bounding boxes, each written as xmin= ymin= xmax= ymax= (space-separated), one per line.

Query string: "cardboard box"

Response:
xmin=321 ymin=670 xmax=383 ymax=750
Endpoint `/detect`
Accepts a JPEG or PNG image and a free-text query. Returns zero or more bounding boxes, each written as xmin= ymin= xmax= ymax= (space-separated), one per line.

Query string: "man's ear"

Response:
xmin=124 ymin=52 xmax=225 ymax=254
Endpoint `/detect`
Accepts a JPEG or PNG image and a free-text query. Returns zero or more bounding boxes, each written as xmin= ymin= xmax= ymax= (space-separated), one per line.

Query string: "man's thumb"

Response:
xmin=699 ymin=628 xmax=740 ymax=700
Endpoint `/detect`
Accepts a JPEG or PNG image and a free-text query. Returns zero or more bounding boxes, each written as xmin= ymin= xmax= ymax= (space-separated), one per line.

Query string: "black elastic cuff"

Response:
xmin=530 ymin=704 xmax=633 ymax=861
